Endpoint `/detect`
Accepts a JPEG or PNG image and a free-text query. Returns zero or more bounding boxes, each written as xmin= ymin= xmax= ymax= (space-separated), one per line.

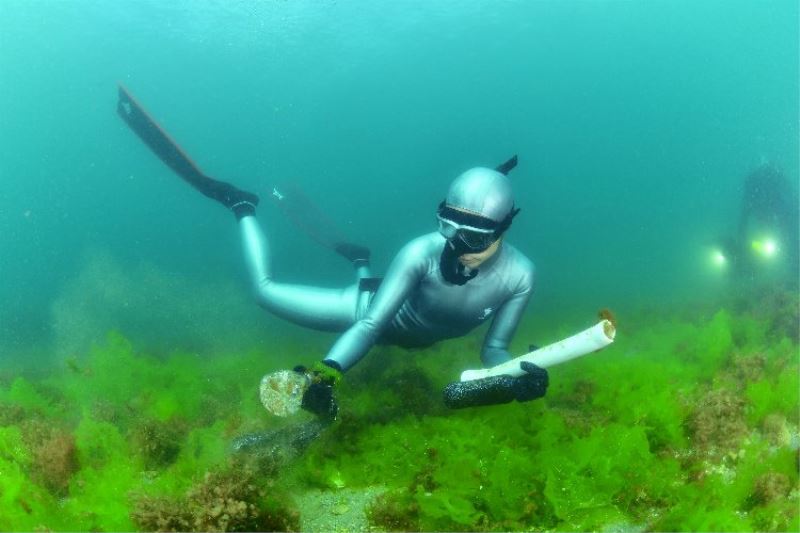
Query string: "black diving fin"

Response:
xmin=270 ymin=183 xmax=370 ymax=263
xmin=117 ymin=83 xmax=258 ymax=211
xmin=117 ymin=84 xmax=208 ymax=184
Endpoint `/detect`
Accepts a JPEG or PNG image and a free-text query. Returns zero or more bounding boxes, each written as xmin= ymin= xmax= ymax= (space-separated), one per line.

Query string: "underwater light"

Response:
xmin=711 ymin=249 xmax=727 ymax=267
xmin=752 ymin=237 xmax=779 ymax=258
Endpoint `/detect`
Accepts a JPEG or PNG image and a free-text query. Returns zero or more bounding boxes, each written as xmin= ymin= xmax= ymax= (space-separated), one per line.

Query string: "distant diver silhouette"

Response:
xmin=718 ymin=163 xmax=799 ymax=285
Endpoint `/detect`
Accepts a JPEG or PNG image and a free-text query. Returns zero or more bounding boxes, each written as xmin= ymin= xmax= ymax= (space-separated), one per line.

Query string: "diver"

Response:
xmin=718 ymin=163 xmax=799 ymax=286
xmin=116 ymin=85 xmax=547 ymax=420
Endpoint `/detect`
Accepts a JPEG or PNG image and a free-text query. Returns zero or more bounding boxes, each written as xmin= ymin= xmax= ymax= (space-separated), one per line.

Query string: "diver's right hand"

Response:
xmin=442 ymin=361 xmax=548 ymax=409
xmin=512 ymin=361 xmax=549 ymax=402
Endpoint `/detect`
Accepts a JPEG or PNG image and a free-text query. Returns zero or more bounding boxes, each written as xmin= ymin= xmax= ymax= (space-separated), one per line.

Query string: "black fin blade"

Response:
xmin=117 ymin=83 xmax=207 ymax=184
xmin=495 ymin=154 xmax=518 ymax=175
xmin=271 ymin=183 xmax=371 ymax=261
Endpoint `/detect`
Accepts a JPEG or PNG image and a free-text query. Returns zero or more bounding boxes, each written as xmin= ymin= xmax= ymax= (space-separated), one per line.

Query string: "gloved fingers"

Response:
xmin=514 ymin=363 xmax=549 ymax=402
xmin=301 ymin=382 xmax=338 ymax=421
xmin=513 ymin=380 xmax=548 ymax=402
xmin=520 ymin=360 xmax=547 ymax=378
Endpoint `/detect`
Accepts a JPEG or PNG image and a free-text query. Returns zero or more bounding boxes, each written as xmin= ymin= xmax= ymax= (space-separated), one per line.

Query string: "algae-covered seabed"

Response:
xmin=1 ymin=286 xmax=798 ymax=532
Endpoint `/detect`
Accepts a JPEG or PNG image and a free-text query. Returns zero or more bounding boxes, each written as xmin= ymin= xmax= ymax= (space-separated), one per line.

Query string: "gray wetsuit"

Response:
xmin=240 ymin=216 xmax=535 ymax=372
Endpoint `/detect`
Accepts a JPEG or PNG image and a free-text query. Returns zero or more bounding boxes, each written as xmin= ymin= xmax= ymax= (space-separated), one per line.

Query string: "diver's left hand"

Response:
xmin=301 ymin=380 xmax=338 ymax=421
xmin=294 ymin=364 xmax=340 ymax=421
xmin=512 ymin=361 xmax=549 ymax=402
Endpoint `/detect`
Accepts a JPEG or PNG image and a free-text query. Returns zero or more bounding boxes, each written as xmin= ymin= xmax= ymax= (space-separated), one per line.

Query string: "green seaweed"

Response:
xmin=747 ymin=360 xmax=799 ymax=425
xmin=0 ymin=376 xmax=59 ymax=418
xmin=0 ymin=287 xmax=797 ymax=531
xmin=130 ymin=464 xmax=300 ymax=532
xmin=0 ymin=426 xmax=65 ymax=531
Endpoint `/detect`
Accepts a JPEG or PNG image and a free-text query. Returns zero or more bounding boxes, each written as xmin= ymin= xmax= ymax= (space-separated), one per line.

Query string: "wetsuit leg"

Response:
xmin=239 ymin=216 xmax=360 ymax=331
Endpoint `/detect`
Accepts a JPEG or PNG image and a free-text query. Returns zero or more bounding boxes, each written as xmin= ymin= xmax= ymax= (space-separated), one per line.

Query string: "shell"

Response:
xmin=259 ymin=370 xmax=309 ymax=417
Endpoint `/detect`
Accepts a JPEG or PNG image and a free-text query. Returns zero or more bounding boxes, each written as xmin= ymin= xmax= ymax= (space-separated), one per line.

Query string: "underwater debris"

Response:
xmin=131 ymin=465 xmax=299 ymax=532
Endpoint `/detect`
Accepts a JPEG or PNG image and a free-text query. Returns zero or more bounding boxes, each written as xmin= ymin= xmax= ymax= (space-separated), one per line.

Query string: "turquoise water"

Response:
xmin=1 ymin=0 xmax=797 ymax=356
xmin=0 ymin=1 xmax=798 ymax=531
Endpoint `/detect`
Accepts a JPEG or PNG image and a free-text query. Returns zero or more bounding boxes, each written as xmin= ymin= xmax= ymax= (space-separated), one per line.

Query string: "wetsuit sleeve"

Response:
xmin=480 ymin=260 xmax=535 ymax=367
xmin=323 ymin=239 xmax=430 ymax=371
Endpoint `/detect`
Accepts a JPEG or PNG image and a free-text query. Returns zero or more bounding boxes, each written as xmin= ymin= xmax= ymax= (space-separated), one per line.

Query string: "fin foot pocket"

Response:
xmin=334 ymin=242 xmax=371 ymax=263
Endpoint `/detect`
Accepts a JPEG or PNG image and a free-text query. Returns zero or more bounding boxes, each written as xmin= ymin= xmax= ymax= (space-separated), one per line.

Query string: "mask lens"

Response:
xmin=438 ymin=214 xmax=495 ymax=252
xmin=438 ymin=219 xmax=458 ymax=239
xmin=458 ymin=229 xmax=494 ymax=252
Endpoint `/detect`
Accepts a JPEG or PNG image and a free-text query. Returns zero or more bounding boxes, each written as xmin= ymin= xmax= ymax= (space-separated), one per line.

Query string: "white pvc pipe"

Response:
xmin=460 ymin=319 xmax=616 ymax=382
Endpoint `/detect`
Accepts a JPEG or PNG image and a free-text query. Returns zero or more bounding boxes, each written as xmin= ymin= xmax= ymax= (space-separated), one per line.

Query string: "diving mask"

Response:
xmin=437 ymin=203 xmax=499 ymax=253
xmin=437 ymin=216 xmax=497 ymax=252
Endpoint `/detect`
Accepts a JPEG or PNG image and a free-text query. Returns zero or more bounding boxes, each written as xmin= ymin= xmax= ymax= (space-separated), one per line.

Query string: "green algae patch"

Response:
xmin=0 ymin=331 xmax=303 ymax=531
xmin=747 ymin=358 xmax=799 ymax=425
xmin=0 ymin=376 xmax=60 ymax=419
xmin=0 ymin=426 xmax=66 ymax=531
xmin=309 ymin=292 xmax=798 ymax=532
xmin=130 ymin=464 xmax=300 ymax=532
xmin=0 ymin=287 xmax=797 ymax=531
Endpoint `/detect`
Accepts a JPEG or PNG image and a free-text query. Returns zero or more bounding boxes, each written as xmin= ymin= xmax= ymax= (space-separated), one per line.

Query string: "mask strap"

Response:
xmin=494 ymin=207 xmax=520 ymax=237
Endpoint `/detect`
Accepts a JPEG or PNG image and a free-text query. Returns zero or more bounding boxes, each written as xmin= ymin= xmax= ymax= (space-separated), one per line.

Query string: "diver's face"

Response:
xmin=458 ymin=238 xmax=501 ymax=268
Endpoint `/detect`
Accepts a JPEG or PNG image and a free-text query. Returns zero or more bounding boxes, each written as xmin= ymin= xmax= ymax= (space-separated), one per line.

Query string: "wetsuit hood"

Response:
xmin=438 ymin=167 xmax=519 ymax=285
xmin=445 ymin=167 xmax=515 ymax=223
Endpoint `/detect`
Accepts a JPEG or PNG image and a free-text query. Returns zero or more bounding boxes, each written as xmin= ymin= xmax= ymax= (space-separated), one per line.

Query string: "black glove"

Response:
xmin=301 ymin=381 xmax=337 ymax=421
xmin=294 ymin=363 xmax=341 ymax=421
xmin=512 ymin=361 xmax=549 ymax=402
xmin=443 ymin=361 xmax=548 ymax=409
